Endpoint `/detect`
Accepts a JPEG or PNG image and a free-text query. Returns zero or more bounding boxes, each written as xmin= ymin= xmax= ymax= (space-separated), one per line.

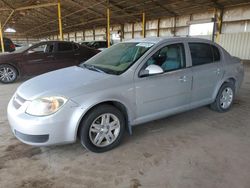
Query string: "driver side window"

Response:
xmin=146 ymin=43 xmax=186 ymax=72
xmin=29 ymin=43 xmax=54 ymax=53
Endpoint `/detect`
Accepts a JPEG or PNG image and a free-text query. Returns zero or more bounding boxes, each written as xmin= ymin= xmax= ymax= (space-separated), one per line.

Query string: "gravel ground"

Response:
xmin=0 ymin=62 xmax=250 ymax=188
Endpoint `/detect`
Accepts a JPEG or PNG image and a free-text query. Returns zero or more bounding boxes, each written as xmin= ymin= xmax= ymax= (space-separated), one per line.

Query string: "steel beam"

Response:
xmin=15 ymin=3 xmax=58 ymax=11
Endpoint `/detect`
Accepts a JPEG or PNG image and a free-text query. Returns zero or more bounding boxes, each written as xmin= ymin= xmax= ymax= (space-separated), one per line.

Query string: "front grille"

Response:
xmin=13 ymin=94 xmax=26 ymax=109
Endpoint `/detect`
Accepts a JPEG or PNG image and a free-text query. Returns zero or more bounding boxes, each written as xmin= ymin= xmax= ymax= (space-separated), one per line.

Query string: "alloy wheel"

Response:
xmin=220 ymin=87 xmax=233 ymax=109
xmin=89 ymin=113 xmax=121 ymax=147
xmin=0 ymin=66 xmax=16 ymax=83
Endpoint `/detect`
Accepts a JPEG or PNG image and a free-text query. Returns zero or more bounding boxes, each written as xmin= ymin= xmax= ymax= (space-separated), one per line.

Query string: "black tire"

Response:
xmin=210 ymin=82 xmax=235 ymax=112
xmin=79 ymin=104 xmax=125 ymax=153
xmin=0 ymin=64 xmax=18 ymax=83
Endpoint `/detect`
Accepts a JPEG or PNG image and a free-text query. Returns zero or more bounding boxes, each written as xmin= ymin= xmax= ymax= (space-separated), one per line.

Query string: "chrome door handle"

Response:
xmin=179 ymin=76 xmax=187 ymax=82
xmin=74 ymin=53 xmax=80 ymax=56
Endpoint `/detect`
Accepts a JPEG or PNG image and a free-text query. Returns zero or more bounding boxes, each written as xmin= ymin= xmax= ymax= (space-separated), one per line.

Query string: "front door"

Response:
xmin=135 ymin=43 xmax=192 ymax=123
xmin=22 ymin=42 xmax=55 ymax=75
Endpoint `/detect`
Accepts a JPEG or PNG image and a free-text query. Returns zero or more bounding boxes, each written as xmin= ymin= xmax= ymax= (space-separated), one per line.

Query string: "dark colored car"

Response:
xmin=87 ymin=40 xmax=108 ymax=50
xmin=0 ymin=41 xmax=99 ymax=83
xmin=81 ymin=41 xmax=90 ymax=46
xmin=0 ymin=37 xmax=15 ymax=52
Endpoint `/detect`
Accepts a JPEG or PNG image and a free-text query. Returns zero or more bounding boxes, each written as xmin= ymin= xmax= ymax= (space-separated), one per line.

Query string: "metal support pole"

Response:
xmin=212 ymin=9 xmax=217 ymax=42
xmin=216 ymin=9 xmax=223 ymax=43
xmin=57 ymin=1 xmax=63 ymax=40
xmin=0 ymin=22 xmax=5 ymax=53
xmin=132 ymin=23 xmax=134 ymax=39
xmin=173 ymin=16 xmax=177 ymax=36
xmin=142 ymin=12 xmax=146 ymax=38
xmin=83 ymin=30 xmax=85 ymax=41
xmin=157 ymin=18 xmax=160 ymax=37
xmin=3 ymin=10 xmax=15 ymax=28
xmin=120 ymin=24 xmax=124 ymax=42
xmin=107 ymin=7 xmax=110 ymax=47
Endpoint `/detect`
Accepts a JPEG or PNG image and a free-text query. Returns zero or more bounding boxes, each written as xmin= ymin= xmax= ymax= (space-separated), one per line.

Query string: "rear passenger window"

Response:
xmin=189 ymin=43 xmax=213 ymax=66
xmin=57 ymin=42 xmax=73 ymax=52
xmin=211 ymin=45 xmax=220 ymax=61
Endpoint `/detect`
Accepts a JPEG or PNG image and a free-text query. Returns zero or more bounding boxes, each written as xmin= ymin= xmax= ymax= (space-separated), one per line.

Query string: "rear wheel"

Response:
xmin=210 ymin=82 xmax=235 ymax=112
xmin=79 ymin=104 xmax=125 ymax=153
xmin=0 ymin=64 xmax=18 ymax=83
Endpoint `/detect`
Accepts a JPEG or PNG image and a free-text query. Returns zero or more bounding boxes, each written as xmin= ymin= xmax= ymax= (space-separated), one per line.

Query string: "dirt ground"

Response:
xmin=0 ymin=62 xmax=250 ymax=188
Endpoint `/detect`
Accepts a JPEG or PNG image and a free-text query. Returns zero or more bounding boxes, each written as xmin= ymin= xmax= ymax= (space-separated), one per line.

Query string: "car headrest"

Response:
xmin=167 ymin=48 xmax=178 ymax=59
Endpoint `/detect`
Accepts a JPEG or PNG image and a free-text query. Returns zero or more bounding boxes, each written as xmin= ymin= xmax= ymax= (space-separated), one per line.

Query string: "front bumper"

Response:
xmin=7 ymin=94 xmax=82 ymax=146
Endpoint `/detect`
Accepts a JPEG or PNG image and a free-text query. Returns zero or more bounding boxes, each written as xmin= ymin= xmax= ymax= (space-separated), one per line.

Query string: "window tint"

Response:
xmin=99 ymin=42 xmax=107 ymax=48
xmin=30 ymin=44 xmax=47 ymax=52
xmin=57 ymin=42 xmax=73 ymax=52
xmin=145 ymin=43 xmax=186 ymax=72
xmin=29 ymin=43 xmax=54 ymax=53
xmin=189 ymin=43 xmax=213 ymax=66
xmin=45 ymin=44 xmax=54 ymax=53
xmin=211 ymin=45 xmax=220 ymax=61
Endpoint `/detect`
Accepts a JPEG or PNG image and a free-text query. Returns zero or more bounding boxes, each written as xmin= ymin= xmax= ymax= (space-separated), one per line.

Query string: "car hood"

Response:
xmin=16 ymin=66 xmax=114 ymax=100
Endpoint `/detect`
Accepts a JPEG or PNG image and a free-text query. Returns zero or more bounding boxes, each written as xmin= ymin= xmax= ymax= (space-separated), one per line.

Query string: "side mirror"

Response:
xmin=139 ymin=64 xmax=164 ymax=77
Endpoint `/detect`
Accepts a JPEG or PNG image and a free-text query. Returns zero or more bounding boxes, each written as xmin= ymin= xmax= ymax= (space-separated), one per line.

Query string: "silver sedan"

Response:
xmin=7 ymin=37 xmax=244 ymax=153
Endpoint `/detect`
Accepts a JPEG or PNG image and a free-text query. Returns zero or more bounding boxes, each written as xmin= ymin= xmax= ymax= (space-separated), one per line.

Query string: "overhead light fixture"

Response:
xmin=4 ymin=28 xmax=16 ymax=33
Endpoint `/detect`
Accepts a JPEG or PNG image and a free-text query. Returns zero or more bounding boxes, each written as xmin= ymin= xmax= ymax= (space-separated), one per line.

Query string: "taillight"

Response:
xmin=10 ymin=44 xmax=15 ymax=49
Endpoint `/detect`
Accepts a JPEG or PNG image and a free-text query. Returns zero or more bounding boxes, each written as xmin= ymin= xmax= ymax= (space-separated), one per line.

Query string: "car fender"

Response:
xmin=71 ymin=93 xmax=135 ymax=141
xmin=212 ymin=75 xmax=237 ymax=101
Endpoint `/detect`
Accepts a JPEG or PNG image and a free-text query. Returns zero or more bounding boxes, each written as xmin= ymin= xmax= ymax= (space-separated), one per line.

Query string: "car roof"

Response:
xmin=127 ymin=36 xmax=214 ymax=44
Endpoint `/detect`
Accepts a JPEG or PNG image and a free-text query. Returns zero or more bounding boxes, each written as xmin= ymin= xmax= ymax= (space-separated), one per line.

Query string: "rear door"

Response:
xmin=188 ymin=42 xmax=223 ymax=106
xmin=53 ymin=42 xmax=79 ymax=68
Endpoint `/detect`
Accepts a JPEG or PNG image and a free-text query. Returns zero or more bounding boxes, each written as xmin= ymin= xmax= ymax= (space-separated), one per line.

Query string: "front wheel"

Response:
xmin=210 ymin=82 xmax=235 ymax=112
xmin=0 ymin=64 xmax=18 ymax=83
xmin=79 ymin=105 xmax=125 ymax=153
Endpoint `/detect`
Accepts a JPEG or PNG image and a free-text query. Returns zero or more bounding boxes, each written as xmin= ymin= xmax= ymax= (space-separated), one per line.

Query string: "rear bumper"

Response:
xmin=235 ymin=63 xmax=244 ymax=94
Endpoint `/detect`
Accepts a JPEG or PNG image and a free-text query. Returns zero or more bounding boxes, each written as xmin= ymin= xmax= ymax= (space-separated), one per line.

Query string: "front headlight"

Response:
xmin=26 ymin=96 xmax=68 ymax=116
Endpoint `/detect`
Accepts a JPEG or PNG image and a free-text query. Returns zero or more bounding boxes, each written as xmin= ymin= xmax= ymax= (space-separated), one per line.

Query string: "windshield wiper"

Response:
xmin=82 ymin=64 xmax=105 ymax=73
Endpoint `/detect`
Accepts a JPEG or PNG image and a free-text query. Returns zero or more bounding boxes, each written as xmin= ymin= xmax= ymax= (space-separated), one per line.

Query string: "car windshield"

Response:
xmin=81 ymin=42 xmax=154 ymax=75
